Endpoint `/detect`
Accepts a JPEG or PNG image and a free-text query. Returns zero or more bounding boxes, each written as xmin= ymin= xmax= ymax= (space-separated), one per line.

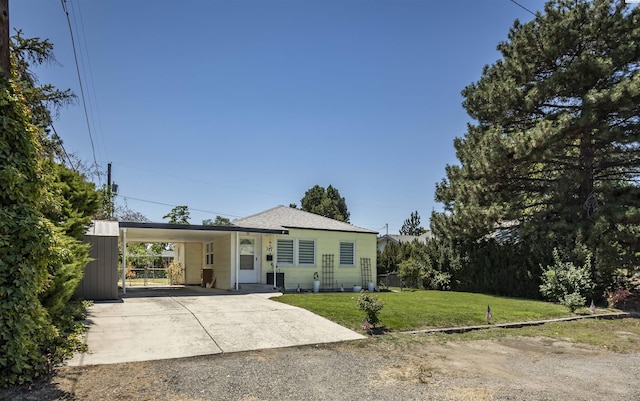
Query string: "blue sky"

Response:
xmin=11 ymin=0 xmax=544 ymax=233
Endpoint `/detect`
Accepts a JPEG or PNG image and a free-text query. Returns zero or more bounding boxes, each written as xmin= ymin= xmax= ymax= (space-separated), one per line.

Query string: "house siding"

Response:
xmin=212 ymin=235 xmax=232 ymax=290
xmin=261 ymin=234 xmax=276 ymax=283
xmin=184 ymin=243 xmax=202 ymax=285
xmin=274 ymin=228 xmax=377 ymax=291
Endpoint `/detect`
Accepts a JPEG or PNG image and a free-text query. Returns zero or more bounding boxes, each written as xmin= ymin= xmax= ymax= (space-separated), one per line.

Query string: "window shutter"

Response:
xmin=277 ymin=239 xmax=294 ymax=264
xmin=339 ymin=242 xmax=355 ymax=265
xmin=298 ymin=240 xmax=315 ymax=265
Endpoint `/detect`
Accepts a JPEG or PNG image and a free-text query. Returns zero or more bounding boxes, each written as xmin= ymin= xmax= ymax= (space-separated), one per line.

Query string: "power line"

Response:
xmin=117 ymin=194 xmax=242 ymax=219
xmin=49 ymin=123 xmax=75 ymax=169
xmin=60 ymin=0 xmax=100 ymax=183
xmin=70 ymin=0 xmax=109 ymax=164
xmin=113 ymin=160 xmax=287 ymax=199
xmin=509 ymin=0 xmax=536 ymax=16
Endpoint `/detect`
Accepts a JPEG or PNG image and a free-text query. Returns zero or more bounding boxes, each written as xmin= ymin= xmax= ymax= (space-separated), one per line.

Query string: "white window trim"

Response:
xmin=339 ymin=240 xmax=356 ymax=267
xmin=276 ymin=238 xmax=316 ymax=267
xmin=205 ymin=241 xmax=214 ymax=266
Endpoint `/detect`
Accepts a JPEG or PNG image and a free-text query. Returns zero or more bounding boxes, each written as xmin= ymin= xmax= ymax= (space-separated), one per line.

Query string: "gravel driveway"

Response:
xmin=3 ymin=331 xmax=639 ymax=401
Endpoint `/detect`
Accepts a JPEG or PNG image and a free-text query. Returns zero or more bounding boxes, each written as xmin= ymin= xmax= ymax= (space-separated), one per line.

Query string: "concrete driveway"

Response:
xmin=68 ymin=288 xmax=365 ymax=366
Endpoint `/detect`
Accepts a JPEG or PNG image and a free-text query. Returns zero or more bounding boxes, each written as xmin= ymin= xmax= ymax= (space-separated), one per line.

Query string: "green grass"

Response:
xmin=274 ymin=289 xmax=606 ymax=332
xmin=432 ymin=318 xmax=640 ymax=352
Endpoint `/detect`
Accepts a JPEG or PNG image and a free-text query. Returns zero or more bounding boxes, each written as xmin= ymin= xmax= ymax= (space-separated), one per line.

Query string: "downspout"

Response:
xmin=273 ymin=264 xmax=277 ymax=290
xmin=235 ymin=232 xmax=239 ymax=291
xmin=122 ymin=228 xmax=127 ymax=295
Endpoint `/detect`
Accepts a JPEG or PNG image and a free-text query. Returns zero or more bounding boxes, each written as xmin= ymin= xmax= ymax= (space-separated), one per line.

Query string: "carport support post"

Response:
xmin=122 ymin=228 xmax=127 ymax=295
xmin=235 ymin=232 xmax=239 ymax=291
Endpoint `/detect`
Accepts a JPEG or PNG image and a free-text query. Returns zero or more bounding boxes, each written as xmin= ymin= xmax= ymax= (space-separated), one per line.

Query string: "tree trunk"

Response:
xmin=579 ymin=132 xmax=595 ymax=220
xmin=0 ymin=0 xmax=8 ymax=78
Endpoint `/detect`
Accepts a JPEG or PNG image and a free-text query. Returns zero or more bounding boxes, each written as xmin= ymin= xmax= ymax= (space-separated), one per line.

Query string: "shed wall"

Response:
xmin=75 ymin=235 xmax=119 ymax=300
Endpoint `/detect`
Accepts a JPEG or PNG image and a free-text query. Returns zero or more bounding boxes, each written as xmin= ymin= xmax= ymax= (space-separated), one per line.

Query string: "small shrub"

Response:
xmin=560 ymin=293 xmax=586 ymax=313
xmin=398 ymin=257 xmax=423 ymax=288
xmin=357 ymin=293 xmax=384 ymax=327
xmin=167 ymin=261 xmax=184 ymax=285
xmin=539 ymin=248 xmax=595 ymax=312
xmin=423 ymin=269 xmax=451 ymax=291
xmin=607 ymin=288 xmax=631 ymax=309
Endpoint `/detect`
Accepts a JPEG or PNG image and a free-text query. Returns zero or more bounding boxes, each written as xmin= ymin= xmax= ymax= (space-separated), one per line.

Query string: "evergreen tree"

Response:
xmin=399 ymin=211 xmax=427 ymax=236
xmin=433 ymin=0 xmax=640 ymax=294
xmin=11 ymin=30 xmax=75 ymax=160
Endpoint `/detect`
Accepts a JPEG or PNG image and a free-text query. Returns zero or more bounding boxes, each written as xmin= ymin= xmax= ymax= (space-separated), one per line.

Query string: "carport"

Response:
xmin=119 ymin=222 xmax=288 ymax=293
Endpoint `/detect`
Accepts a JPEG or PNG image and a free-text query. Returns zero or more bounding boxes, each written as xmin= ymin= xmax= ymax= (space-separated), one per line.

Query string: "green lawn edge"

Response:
xmin=273 ymin=290 xmax=616 ymax=332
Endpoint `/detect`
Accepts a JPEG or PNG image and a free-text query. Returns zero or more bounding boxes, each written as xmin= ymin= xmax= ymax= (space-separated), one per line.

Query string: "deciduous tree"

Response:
xmin=163 ymin=205 xmax=190 ymax=224
xmin=202 ymin=215 xmax=231 ymax=226
xmin=299 ymin=184 xmax=350 ymax=222
xmin=1 ymin=32 xmax=100 ymax=385
xmin=0 ymin=48 xmax=56 ymax=387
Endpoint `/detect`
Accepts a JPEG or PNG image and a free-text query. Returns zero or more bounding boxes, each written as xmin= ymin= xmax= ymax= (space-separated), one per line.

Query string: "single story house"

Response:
xmin=119 ymin=205 xmax=378 ymax=293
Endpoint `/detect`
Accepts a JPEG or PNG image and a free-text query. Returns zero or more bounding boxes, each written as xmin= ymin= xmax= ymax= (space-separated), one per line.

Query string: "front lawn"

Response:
xmin=274 ymin=290 xmax=599 ymax=332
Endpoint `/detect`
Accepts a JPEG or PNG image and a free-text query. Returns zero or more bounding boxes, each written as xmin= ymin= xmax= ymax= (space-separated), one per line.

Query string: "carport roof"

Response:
xmin=119 ymin=221 xmax=288 ymax=243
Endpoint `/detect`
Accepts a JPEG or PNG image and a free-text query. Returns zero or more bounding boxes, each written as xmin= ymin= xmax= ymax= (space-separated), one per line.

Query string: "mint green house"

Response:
xmin=119 ymin=206 xmax=378 ymax=292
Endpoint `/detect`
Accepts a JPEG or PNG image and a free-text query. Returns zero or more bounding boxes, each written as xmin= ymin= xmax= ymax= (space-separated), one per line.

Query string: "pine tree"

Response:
xmin=400 ymin=211 xmax=427 ymax=236
xmin=433 ymin=0 xmax=640 ymax=291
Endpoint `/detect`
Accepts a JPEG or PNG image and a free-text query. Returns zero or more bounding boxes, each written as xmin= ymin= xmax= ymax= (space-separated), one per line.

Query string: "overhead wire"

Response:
xmin=50 ymin=123 xmax=75 ymax=170
xmin=117 ymin=194 xmax=243 ymax=219
xmin=112 ymin=160 xmax=406 ymax=229
xmin=60 ymin=0 xmax=101 ymax=184
xmin=70 ymin=0 xmax=109 ymax=164
xmin=508 ymin=0 xmax=537 ymax=17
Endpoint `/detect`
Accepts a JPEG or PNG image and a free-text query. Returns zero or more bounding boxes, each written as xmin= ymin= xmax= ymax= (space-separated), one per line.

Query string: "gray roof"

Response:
xmin=86 ymin=220 xmax=119 ymax=237
xmin=233 ymin=205 xmax=377 ymax=234
xmin=378 ymin=232 xmax=432 ymax=244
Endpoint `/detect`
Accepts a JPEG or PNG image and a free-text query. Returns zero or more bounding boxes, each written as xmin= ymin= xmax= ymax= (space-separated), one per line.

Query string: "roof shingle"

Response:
xmin=233 ymin=205 xmax=377 ymax=234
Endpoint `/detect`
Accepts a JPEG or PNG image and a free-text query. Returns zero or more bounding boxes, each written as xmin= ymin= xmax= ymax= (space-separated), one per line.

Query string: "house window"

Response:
xmin=298 ymin=239 xmax=316 ymax=265
xmin=276 ymin=238 xmax=316 ymax=266
xmin=339 ymin=241 xmax=355 ymax=266
xmin=276 ymin=239 xmax=294 ymax=264
xmin=205 ymin=242 xmax=214 ymax=265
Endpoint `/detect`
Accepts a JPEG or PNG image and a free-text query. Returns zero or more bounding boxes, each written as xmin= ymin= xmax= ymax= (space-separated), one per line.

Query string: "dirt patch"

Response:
xmin=375 ymin=335 xmax=638 ymax=400
xmin=2 ymin=333 xmax=639 ymax=400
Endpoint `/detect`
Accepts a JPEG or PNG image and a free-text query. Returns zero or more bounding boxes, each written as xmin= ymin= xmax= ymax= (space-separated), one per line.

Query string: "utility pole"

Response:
xmin=0 ymin=0 xmax=9 ymax=79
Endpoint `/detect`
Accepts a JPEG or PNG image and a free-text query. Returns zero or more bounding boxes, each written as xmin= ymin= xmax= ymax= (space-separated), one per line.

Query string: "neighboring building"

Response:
xmin=377 ymin=232 xmax=431 ymax=252
xmin=120 ymin=205 xmax=378 ymax=293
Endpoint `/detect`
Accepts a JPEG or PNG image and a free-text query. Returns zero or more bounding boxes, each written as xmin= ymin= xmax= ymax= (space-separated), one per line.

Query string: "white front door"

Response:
xmin=238 ymin=238 xmax=257 ymax=283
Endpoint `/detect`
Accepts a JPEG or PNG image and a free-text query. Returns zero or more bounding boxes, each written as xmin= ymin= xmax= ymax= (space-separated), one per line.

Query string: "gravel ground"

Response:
xmin=2 ymin=333 xmax=639 ymax=401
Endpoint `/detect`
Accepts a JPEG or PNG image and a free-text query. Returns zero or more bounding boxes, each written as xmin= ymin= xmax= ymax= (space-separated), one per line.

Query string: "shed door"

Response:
xmin=238 ymin=238 xmax=257 ymax=283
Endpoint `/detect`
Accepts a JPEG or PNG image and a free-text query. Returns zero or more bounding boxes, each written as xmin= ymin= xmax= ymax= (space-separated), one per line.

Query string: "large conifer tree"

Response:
xmin=433 ymin=0 xmax=640 ymax=292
